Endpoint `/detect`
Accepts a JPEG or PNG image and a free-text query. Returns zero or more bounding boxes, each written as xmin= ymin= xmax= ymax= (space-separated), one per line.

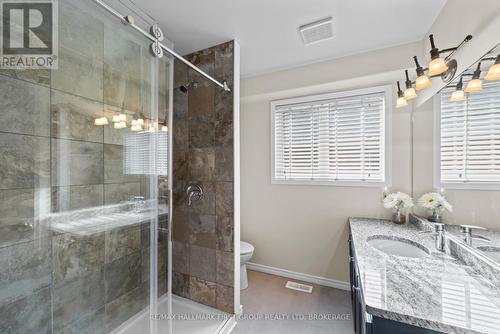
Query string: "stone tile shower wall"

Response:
xmin=172 ymin=41 xmax=235 ymax=313
xmin=0 ymin=1 xmax=169 ymax=333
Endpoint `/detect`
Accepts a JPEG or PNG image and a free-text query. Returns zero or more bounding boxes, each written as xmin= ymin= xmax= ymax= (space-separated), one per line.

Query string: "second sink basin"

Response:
xmin=477 ymin=246 xmax=500 ymax=262
xmin=367 ymin=235 xmax=430 ymax=258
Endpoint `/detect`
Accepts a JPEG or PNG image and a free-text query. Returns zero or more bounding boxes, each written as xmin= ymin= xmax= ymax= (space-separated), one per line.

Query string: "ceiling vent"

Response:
xmin=299 ymin=17 xmax=335 ymax=45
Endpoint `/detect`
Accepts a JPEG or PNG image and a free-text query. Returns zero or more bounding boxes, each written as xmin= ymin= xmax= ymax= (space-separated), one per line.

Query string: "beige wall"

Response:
xmin=240 ymin=1 xmax=500 ymax=283
xmin=421 ymin=0 xmax=500 ymax=63
xmin=240 ymin=43 xmax=418 ymax=283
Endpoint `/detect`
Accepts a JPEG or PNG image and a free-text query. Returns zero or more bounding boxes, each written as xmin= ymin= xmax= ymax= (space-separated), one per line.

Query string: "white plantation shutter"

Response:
xmin=272 ymin=88 xmax=387 ymax=184
xmin=440 ymin=81 xmax=500 ymax=185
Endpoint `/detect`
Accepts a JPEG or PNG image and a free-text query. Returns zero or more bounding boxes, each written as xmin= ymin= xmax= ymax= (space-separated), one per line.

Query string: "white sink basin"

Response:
xmin=367 ymin=235 xmax=430 ymax=258
xmin=477 ymin=246 xmax=500 ymax=262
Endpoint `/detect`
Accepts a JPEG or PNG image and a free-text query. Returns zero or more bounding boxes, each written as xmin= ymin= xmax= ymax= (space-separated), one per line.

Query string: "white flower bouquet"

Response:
xmin=383 ymin=192 xmax=414 ymax=224
xmin=418 ymin=192 xmax=452 ymax=222
xmin=383 ymin=192 xmax=414 ymax=212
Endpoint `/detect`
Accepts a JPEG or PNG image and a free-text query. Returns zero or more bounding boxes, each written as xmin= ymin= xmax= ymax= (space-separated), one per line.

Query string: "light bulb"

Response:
xmin=450 ymin=90 xmax=465 ymax=102
xmin=404 ymin=87 xmax=417 ymax=100
xmin=396 ymin=97 xmax=408 ymax=109
xmin=118 ymin=113 xmax=127 ymax=122
xmin=428 ymin=58 xmax=448 ymax=76
xmin=131 ymin=124 xmax=142 ymax=132
xmin=112 ymin=115 xmax=120 ymax=123
xmin=161 ymin=125 xmax=168 ymax=132
xmin=137 ymin=118 xmax=144 ymax=125
xmin=415 ymin=75 xmax=432 ymax=90
xmin=114 ymin=121 xmax=127 ymax=129
xmin=485 ymin=63 xmax=500 ymax=81
xmin=94 ymin=117 xmax=108 ymax=126
xmin=465 ymin=79 xmax=482 ymax=93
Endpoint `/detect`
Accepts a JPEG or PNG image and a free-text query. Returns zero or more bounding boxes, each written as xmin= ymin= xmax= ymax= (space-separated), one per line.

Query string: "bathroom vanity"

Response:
xmin=349 ymin=215 xmax=500 ymax=334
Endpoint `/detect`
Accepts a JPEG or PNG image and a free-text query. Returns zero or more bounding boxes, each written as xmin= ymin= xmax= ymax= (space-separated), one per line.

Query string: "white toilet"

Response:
xmin=240 ymin=241 xmax=255 ymax=290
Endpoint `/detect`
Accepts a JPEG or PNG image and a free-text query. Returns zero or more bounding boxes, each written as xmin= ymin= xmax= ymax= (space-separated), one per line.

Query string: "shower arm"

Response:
xmin=92 ymin=0 xmax=231 ymax=92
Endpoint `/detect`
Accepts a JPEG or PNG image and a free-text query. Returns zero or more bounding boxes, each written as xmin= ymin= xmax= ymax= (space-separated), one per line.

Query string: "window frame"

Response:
xmin=434 ymin=87 xmax=500 ymax=191
xmin=270 ymin=85 xmax=393 ymax=187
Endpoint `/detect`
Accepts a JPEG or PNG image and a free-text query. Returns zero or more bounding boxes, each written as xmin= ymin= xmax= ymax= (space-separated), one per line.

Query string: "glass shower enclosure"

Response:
xmin=0 ymin=0 xmax=172 ymax=332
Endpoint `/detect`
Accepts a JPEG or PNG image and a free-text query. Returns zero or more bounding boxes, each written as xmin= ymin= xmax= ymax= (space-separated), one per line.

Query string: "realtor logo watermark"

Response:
xmin=1 ymin=0 xmax=58 ymax=69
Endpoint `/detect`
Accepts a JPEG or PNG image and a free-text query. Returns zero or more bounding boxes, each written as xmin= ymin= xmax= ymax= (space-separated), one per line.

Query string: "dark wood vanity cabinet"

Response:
xmin=348 ymin=233 xmax=440 ymax=334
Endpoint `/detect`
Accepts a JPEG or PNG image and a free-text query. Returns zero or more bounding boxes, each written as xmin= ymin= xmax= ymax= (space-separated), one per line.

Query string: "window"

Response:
xmin=124 ymin=131 xmax=169 ymax=176
xmin=271 ymin=86 xmax=392 ymax=186
xmin=437 ymin=81 xmax=500 ymax=188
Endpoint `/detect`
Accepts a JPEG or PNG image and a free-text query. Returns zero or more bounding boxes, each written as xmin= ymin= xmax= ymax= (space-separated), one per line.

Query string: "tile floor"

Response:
xmin=233 ymin=270 xmax=354 ymax=334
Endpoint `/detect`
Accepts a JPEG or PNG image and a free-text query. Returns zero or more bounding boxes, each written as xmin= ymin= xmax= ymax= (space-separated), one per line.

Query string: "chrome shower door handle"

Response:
xmin=186 ymin=184 xmax=204 ymax=206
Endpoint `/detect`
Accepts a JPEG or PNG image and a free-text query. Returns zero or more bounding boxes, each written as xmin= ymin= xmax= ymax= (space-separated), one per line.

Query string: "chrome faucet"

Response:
xmin=419 ymin=223 xmax=445 ymax=252
xmin=460 ymin=225 xmax=491 ymax=246
xmin=186 ymin=184 xmax=204 ymax=206
xmin=129 ymin=196 xmax=145 ymax=212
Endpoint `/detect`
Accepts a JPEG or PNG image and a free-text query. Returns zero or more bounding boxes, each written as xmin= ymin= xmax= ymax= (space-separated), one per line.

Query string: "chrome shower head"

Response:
xmin=179 ymin=81 xmax=198 ymax=94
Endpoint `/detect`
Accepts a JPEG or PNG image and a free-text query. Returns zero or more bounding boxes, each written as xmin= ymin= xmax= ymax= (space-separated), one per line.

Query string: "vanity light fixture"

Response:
xmin=161 ymin=119 xmax=168 ymax=132
xmin=396 ymin=81 xmax=408 ymax=108
xmin=403 ymin=69 xmax=417 ymax=100
xmin=465 ymin=62 xmax=483 ymax=93
xmin=395 ymin=35 xmax=472 ymax=103
xmin=485 ymin=55 xmax=500 ymax=81
xmin=94 ymin=116 xmax=108 ymax=126
xmin=114 ymin=121 xmax=127 ymax=129
xmin=450 ymin=77 xmax=465 ymax=102
xmin=130 ymin=119 xmax=143 ymax=132
xmin=112 ymin=114 xmax=127 ymax=123
xmin=414 ymin=56 xmax=432 ymax=91
xmin=427 ymin=34 xmax=448 ymax=76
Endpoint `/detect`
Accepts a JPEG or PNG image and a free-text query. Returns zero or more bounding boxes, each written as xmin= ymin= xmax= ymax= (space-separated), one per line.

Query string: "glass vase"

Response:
xmin=392 ymin=210 xmax=406 ymax=224
xmin=428 ymin=209 xmax=441 ymax=223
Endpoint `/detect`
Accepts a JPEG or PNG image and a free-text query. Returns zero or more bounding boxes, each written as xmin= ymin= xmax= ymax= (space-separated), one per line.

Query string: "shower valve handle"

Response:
xmin=186 ymin=184 xmax=204 ymax=206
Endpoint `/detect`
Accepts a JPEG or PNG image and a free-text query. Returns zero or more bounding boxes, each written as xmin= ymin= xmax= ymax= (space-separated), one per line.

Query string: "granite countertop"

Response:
xmin=444 ymin=224 xmax=500 ymax=265
xmin=44 ymin=202 xmax=169 ymax=236
xmin=349 ymin=217 xmax=500 ymax=334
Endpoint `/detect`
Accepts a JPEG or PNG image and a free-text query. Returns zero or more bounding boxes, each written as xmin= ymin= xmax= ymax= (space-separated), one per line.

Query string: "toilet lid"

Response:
xmin=240 ymin=241 xmax=254 ymax=255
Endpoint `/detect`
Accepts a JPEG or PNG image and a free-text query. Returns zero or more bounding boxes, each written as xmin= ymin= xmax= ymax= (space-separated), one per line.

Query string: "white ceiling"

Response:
xmin=132 ymin=0 xmax=447 ymax=77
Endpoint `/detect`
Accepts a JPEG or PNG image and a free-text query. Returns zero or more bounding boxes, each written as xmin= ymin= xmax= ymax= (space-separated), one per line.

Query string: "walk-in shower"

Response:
xmin=0 ymin=0 xmax=238 ymax=333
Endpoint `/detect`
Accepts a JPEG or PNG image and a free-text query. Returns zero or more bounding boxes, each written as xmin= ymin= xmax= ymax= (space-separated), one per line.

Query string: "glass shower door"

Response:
xmin=0 ymin=0 xmax=171 ymax=332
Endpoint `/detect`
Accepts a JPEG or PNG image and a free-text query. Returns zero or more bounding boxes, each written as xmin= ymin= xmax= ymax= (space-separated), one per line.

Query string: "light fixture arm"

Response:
xmin=440 ymin=35 xmax=473 ymax=61
xmin=405 ymin=70 xmax=412 ymax=88
xmin=413 ymin=56 xmax=426 ymax=77
xmin=472 ymin=62 xmax=482 ymax=79
xmin=480 ymin=56 xmax=499 ymax=63
xmin=456 ymin=76 xmax=464 ymax=90
xmin=397 ymin=81 xmax=403 ymax=97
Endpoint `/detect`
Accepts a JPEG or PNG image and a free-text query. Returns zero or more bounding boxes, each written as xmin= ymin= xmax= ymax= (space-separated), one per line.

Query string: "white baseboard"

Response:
xmin=246 ymin=262 xmax=350 ymax=291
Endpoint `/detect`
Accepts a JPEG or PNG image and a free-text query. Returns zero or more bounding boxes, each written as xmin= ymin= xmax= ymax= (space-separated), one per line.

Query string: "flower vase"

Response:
xmin=392 ymin=210 xmax=406 ymax=224
xmin=428 ymin=210 xmax=441 ymax=223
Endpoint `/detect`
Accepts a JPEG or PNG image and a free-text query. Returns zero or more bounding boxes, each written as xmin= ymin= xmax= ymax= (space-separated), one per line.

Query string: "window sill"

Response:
xmin=438 ymin=182 xmax=500 ymax=191
xmin=271 ymin=179 xmax=388 ymax=188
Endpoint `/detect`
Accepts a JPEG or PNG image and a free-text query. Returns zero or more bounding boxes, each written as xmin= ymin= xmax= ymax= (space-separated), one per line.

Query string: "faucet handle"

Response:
xmin=460 ymin=225 xmax=486 ymax=233
xmin=434 ymin=223 xmax=445 ymax=232
xmin=419 ymin=223 xmax=445 ymax=235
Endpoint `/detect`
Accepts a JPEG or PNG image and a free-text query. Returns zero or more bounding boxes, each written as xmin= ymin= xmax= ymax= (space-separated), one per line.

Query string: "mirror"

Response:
xmin=412 ymin=43 xmax=500 ymax=265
